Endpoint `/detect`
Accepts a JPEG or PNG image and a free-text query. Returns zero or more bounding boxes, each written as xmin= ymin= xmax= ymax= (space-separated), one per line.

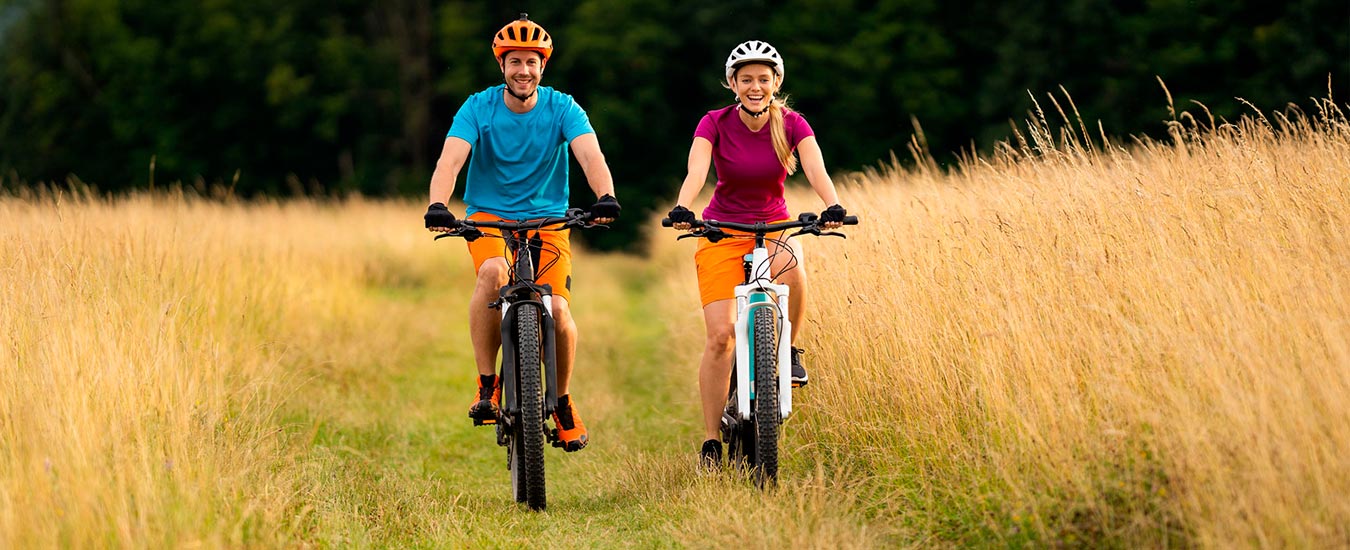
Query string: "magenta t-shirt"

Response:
xmin=694 ymin=105 xmax=814 ymax=223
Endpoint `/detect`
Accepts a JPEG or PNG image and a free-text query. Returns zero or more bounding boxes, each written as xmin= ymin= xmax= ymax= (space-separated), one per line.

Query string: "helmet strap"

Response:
xmin=506 ymin=84 xmax=537 ymax=103
xmin=739 ymin=102 xmax=771 ymax=118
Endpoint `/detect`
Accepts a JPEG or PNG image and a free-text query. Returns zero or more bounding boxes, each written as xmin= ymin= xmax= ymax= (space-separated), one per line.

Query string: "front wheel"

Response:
xmin=508 ymin=303 xmax=547 ymax=510
xmin=751 ymin=306 xmax=780 ymax=486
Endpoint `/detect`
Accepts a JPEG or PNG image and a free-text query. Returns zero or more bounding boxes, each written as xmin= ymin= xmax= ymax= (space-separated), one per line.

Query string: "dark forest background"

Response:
xmin=1 ymin=0 xmax=1346 ymax=249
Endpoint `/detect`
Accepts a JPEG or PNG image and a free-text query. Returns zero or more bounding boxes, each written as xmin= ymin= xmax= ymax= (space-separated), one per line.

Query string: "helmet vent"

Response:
xmin=724 ymin=40 xmax=786 ymax=80
xmin=491 ymin=14 xmax=554 ymax=61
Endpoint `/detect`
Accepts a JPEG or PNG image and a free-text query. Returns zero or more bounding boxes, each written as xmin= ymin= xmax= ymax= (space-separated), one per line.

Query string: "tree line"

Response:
xmin=1 ymin=0 xmax=1345 ymax=248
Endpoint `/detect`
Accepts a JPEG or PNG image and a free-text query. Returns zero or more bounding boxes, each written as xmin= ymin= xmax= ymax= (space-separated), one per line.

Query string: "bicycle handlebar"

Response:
xmin=660 ymin=212 xmax=860 ymax=232
xmin=434 ymin=208 xmax=598 ymax=241
xmin=660 ymin=212 xmax=859 ymax=243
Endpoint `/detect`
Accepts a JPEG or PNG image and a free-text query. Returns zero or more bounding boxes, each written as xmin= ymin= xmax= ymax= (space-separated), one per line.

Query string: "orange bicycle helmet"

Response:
xmin=492 ymin=13 xmax=553 ymax=61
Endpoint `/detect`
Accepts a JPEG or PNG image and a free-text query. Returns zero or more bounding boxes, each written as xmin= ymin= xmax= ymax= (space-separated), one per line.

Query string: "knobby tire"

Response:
xmin=513 ymin=303 xmax=547 ymax=510
xmin=752 ymin=306 xmax=780 ymax=486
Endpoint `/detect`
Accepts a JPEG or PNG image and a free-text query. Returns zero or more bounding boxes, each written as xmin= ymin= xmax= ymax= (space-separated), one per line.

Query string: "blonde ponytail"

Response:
xmin=768 ymin=97 xmax=797 ymax=175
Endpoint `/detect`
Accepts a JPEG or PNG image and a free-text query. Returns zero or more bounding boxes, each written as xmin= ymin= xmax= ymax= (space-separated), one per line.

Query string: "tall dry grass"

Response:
xmin=0 ymin=194 xmax=446 ymax=546
xmin=653 ymin=94 xmax=1349 ymax=547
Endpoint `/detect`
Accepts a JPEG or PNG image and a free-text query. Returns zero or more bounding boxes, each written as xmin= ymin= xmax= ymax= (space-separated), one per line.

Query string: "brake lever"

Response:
xmin=433 ymin=226 xmax=483 ymax=242
xmin=790 ymin=226 xmax=846 ymax=239
xmin=676 ymin=227 xmax=729 ymax=243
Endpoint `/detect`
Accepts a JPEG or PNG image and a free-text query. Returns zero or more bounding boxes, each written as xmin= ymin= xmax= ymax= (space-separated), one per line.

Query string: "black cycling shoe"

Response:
xmin=791 ymin=347 xmax=808 ymax=388
xmin=700 ymin=439 xmax=723 ymax=471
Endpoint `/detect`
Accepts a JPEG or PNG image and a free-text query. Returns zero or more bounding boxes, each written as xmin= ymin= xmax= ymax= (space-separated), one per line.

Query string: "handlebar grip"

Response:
xmin=843 ymin=215 xmax=859 ymax=225
xmin=661 ymin=218 xmax=673 ymax=227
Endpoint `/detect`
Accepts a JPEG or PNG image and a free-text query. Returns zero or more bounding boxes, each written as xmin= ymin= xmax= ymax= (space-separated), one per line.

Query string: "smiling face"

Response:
xmin=500 ymin=50 xmax=545 ymax=98
xmin=730 ymin=63 xmax=778 ymax=111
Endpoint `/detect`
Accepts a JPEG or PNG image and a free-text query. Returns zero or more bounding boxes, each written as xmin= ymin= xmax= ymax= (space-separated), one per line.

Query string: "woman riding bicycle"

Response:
xmin=666 ymin=40 xmax=847 ymax=468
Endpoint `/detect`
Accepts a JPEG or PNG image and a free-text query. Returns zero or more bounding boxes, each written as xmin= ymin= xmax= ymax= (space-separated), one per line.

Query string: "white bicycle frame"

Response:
xmin=732 ymin=244 xmax=793 ymax=421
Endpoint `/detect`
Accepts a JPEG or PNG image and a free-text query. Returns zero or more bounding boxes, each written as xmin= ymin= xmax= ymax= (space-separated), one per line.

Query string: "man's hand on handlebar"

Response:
xmin=588 ymin=194 xmax=621 ymax=225
xmin=425 ymin=202 xmax=457 ymax=232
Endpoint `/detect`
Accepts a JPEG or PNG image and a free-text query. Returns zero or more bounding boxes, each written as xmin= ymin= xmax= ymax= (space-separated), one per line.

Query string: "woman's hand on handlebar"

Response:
xmin=667 ymin=205 xmax=696 ymax=230
xmin=820 ymin=204 xmax=847 ymax=230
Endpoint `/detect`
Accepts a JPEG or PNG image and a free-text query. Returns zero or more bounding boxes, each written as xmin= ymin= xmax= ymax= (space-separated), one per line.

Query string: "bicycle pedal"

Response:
xmin=472 ymin=418 xmax=498 ymax=426
xmin=546 ymin=427 xmax=559 ymax=443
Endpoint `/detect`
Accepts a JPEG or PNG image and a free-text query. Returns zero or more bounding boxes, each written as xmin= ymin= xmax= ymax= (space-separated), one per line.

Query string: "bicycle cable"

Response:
xmin=765 ymin=235 xmax=801 ymax=282
xmin=479 ymin=223 xmax=571 ymax=287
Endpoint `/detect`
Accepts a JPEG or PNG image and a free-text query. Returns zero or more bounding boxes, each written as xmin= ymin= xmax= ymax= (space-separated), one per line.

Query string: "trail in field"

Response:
xmin=286 ymin=253 xmax=700 ymax=545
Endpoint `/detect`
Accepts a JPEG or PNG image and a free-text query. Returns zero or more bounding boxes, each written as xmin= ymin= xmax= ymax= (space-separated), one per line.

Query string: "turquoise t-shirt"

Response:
xmin=447 ymin=84 xmax=595 ymax=219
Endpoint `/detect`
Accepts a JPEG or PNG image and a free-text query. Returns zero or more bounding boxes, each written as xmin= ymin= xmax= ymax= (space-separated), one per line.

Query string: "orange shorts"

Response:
xmin=466 ymin=212 xmax=573 ymax=302
xmin=693 ymin=222 xmax=793 ymax=307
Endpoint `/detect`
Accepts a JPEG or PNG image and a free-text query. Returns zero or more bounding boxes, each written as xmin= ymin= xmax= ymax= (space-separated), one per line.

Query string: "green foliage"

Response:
xmin=0 ymin=0 xmax=413 ymax=194
xmin=2 ymin=0 xmax=1347 ymax=248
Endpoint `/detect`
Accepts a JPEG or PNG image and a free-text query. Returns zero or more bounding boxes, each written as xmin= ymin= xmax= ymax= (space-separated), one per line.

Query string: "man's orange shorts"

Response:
xmin=465 ymin=212 xmax=573 ymax=302
xmin=693 ymin=222 xmax=793 ymax=307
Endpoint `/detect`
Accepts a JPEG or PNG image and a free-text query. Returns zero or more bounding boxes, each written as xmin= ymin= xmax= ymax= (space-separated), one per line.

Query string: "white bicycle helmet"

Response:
xmin=724 ymin=40 xmax=785 ymax=80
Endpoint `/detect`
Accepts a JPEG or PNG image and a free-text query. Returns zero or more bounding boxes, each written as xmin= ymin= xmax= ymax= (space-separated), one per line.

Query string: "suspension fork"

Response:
xmin=734 ymin=242 xmax=794 ymax=421
xmin=497 ymin=297 xmax=558 ymax=418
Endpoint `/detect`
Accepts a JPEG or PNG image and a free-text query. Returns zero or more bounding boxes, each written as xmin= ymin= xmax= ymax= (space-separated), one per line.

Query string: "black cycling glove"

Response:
xmin=424 ymin=202 xmax=456 ymax=228
xmin=589 ymin=194 xmax=621 ymax=220
xmin=820 ymin=204 xmax=847 ymax=224
xmin=667 ymin=205 xmax=695 ymax=225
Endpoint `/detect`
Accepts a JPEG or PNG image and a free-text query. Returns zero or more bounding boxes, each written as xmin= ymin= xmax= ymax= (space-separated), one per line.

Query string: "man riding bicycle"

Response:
xmin=424 ymin=14 xmax=619 ymax=452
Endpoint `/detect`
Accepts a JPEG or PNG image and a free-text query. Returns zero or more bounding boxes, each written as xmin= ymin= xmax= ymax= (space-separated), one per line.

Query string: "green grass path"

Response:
xmin=284 ymin=255 xmax=701 ymax=547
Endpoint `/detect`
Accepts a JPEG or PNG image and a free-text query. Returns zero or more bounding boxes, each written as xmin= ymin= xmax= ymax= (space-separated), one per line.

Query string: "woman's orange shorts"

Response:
xmin=693 ymin=222 xmax=793 ymax=307
xmin=465 ymin=212 xmax=573 ymax=302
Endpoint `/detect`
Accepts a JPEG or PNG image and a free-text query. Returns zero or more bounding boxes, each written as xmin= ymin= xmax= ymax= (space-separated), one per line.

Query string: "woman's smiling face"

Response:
xmin=730 ymin=63 xmax=778 ymax=111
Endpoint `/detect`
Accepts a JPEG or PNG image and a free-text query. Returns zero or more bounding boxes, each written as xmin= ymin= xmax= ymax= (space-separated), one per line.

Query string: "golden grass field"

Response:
xmin=0 ymin=194 xmax=452 ymax=546
xmin=1 ymin=93 xmax=1347 ymax=547
xmin=652 ymin=94 xmax=1350 ymax=547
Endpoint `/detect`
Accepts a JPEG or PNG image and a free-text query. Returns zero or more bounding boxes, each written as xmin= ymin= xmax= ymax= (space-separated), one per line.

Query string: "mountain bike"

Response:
xmin=435 ymin=208 xmax=600 ymax=511
xmin=662 ymin=212 xmax=858 ymax=485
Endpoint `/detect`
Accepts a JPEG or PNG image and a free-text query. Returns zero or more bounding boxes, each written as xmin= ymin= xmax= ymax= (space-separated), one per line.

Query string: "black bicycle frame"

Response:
xmin=496 ymin=229 xmax=559 ymax=420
